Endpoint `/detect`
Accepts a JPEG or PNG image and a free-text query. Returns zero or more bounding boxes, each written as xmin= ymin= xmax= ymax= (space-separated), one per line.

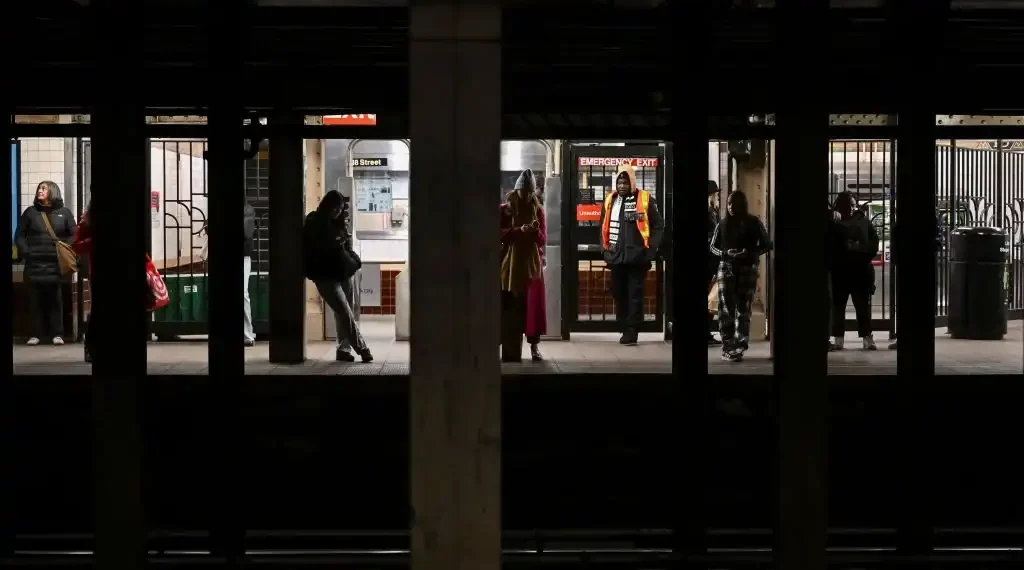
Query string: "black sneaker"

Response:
xmin=244 ymin=339 xmax=255 ymax=348
xmin=358 ymin=348 xmax=374 ymax=363
xmin=336 ymin=350 xmax=356 ymax=362
xmin=721 ymin=351 xmax=743 ymax=362
xmin=707 ymin=335 xmax=722 ymax=346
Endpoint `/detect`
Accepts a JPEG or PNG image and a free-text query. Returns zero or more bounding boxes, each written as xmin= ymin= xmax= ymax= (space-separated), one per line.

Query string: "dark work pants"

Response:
xmin=611 ymin=263 xmax=648 ymax=332
xmin=831 ymin=278 xmax=872 ymax=338
xmin=29 ymin=282 xmax=64 ymax=339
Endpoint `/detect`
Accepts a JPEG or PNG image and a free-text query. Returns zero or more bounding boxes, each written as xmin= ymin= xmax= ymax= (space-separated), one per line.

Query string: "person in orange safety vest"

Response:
xmin=599 ymin=164 xmax=665 ymax=346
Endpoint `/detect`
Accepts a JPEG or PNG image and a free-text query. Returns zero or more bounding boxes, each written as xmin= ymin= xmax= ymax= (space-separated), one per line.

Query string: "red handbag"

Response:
xmin=146 ymin=255 xmax=170 ymax=312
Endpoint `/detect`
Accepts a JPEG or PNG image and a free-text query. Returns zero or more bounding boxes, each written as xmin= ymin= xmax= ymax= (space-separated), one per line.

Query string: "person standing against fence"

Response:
xmin=707 ymin=181 xmax=722 ymax=346
xmin=303 ymin=190 xmax=373 ymax=363
xmin=16 ymin=181 xmax=76 ymax=346
xmin=709 ymin=190 xmax=772 ymax=362
xmin=830 ymin=191 xmax=879 ymax=350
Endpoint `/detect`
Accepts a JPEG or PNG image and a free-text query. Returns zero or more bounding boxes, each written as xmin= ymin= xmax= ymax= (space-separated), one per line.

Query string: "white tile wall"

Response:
xmin=18 ymin=138 xmax=67 ymax=215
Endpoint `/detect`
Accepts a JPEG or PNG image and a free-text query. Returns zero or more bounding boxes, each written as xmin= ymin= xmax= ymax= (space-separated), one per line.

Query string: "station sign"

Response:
xmin=324 ymin=114 xmax=378 ymax=126
xmin=578 ymin=157 xmax=660 ymax=168
xmin=351 ymin=157 xmax=388 ymax=168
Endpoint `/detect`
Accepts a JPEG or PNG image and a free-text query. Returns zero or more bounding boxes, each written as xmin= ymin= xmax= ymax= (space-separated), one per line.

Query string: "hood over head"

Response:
xmin=34 ymin=180 xmax=64 ymax=209
xmin=514 ymin=169 xmax=537 ymax=192
xmin=614 ymin=164 xmax=637 ymax=194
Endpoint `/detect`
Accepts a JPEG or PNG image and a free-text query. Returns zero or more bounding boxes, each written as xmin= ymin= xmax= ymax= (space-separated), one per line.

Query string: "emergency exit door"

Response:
xmin=565 ymin=145 xmax=665 ymax=334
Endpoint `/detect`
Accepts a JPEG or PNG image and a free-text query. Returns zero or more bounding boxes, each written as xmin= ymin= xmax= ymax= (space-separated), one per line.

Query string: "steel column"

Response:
xmin=205 ymin=1 xmax=246 ymax=563
xmin=89 ymin=2 xmax=149 ymax=568
xmin=775 ymin=2 xmax=829 ymax=570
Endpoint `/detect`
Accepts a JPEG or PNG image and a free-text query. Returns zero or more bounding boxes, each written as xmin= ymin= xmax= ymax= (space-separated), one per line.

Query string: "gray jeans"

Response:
xmin=315 ymin=279 xmax=367 ymax=353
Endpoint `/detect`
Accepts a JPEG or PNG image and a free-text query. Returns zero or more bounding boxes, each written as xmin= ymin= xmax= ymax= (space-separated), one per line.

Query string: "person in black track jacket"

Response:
xmin=707 ymin=181 xmax=722 ymax=346
xmin=709 ymin=190 xmax=772 ymax=362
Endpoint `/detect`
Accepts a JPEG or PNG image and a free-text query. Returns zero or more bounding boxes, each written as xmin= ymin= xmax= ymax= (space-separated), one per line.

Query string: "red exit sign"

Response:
xmin=578 ymin=157 xmax=660 ymax=168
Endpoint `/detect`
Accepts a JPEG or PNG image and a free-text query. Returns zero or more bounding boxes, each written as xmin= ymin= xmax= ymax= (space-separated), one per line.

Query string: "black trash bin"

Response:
xmin=947 ymin=227 xmax=1009 ymax=340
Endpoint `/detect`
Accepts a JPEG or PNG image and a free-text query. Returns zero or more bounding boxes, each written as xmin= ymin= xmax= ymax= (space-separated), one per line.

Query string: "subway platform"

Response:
xmin=11 ymin=317 xmax=1022 ymax=376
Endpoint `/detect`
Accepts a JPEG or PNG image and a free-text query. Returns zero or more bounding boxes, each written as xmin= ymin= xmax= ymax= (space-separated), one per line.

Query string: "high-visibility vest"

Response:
xmin=601 ymin=190 xmax=650 ymax=249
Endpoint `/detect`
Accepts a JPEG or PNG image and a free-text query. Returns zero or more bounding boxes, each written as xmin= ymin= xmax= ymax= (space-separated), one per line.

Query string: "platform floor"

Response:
xmin=11 ymin=317 xmax=1022 ymax=375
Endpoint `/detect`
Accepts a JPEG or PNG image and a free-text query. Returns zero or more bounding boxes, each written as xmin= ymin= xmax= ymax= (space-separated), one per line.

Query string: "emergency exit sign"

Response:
xmin=578 ymin=157 xmax=660 ymax=167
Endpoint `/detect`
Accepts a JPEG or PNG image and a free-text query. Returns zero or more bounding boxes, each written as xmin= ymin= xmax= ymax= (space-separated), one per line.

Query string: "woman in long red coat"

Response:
xmin=71 ymin=202 xmax=94 ymax=363
xmin=500 ymin=169 xmax=548 ymax=361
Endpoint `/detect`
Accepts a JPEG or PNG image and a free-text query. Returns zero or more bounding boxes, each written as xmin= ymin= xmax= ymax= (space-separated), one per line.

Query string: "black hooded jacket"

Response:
xmin=302 ymin=210 xmax=361 ymax=282
xmin=16 ymin=183 xmax=76 ymax=283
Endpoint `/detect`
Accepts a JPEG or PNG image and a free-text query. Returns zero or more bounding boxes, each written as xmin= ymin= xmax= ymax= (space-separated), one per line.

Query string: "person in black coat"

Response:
xmin=709 ymin=190 xmax=772 ymax=361
xmin=303 ymin=190 xmax=373 ymax=363
xmin=15 ymin=180 xmax=76 ymax=345
xmin=829 ymin=192 xmax=880 ymax=350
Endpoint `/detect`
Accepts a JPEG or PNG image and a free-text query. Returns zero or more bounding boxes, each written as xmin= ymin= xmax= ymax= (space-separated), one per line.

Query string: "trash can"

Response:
xmin=947 ymin=227 xmax=1008 ymax=340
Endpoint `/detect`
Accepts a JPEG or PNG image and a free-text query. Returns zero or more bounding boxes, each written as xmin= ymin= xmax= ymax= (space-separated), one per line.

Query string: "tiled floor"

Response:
xmin=11 ymin=317 xmax=1022 ymax=376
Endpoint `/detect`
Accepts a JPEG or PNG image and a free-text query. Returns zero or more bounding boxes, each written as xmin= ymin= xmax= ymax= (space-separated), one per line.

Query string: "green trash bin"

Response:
xmin=154 ymin=274 xmax=209 ymax=323
xmin=250 ymin=272 xmax=271 ymax=322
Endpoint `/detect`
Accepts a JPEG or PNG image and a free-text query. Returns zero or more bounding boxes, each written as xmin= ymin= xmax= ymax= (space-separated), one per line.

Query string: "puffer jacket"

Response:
xmin=16 ymin=183 xmax=76 ymax=283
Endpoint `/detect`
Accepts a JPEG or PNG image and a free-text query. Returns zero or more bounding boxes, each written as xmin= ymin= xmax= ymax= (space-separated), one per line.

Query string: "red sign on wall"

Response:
xmin=578 ymin=157 xmax=659 ymax=168
xmin=151 ymin=191 xmax=160 ymax=212
xmin=323 ymin=114 xmax=378 ymax=126
xmin=576 ymin=203 xmax=603 ymax=222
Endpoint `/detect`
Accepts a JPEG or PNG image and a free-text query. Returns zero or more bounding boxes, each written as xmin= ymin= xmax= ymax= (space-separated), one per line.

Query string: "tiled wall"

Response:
xmin=360 ymin=270 xmax=399 ymax=315
xmin=18 ymin=138 xmax=67 ymax=215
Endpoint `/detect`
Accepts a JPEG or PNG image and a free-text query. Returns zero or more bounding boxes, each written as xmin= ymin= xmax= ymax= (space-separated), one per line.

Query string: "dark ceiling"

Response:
xmin=14 ymin=2 xmax=1024 ymax=119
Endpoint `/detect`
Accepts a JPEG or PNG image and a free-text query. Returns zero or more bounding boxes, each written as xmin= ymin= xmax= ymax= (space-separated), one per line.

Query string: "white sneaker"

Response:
xmin=26 ymin=337 xmax=40 ymax=346
xmin=53 ymin=336 xmax=65 ymax=346
xmin=833 ymin=337 xmax=844 ymax=350
xmin=862 ymin=335 xmax=876 ymax=350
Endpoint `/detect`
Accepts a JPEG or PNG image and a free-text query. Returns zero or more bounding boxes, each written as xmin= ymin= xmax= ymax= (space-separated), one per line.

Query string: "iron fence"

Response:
xmin=935 ymin=140 xmax=1024 ymax=322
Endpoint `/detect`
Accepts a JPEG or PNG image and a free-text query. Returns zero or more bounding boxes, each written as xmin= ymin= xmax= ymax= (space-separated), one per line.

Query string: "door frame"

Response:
xmin=563 ymin=142 xmax=666 ymax=336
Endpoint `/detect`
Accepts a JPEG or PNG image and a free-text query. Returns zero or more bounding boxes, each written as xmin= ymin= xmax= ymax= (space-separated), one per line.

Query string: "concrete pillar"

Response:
xmin=268 ymin=111 xmax=307 ymax=363
xmin=88 ymin=2 xmax=148 ymax=568
xmin=409 ymin=3 xmax=501 ymax=570
xmin=303 ymin=147 xmax=326 ymax=341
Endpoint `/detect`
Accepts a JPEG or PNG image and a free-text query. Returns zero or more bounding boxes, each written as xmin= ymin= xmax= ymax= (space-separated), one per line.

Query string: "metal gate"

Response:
xmin=828 ymin=140 xmax=896 ymax=333
xmin=146 ymin=139 xmax=271 ymax=339
xmin=565 ymin=144 xmax=665 ymax=334
xmin=935 ymin=140 xmax=1024 ymax=324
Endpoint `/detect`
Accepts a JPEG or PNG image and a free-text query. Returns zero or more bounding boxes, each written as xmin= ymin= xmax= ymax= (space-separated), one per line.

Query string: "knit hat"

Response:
xmin=514 ymin=169 xmax=536 ymax=191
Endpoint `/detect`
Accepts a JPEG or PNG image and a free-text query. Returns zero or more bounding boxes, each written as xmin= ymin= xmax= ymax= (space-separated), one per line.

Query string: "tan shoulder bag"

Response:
xmin=38 ymin=212 xmax=79 ymax=277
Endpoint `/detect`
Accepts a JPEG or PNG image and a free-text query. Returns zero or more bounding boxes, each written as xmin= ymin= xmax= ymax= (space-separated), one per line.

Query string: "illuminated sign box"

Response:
xmin=578 ymin=157 xmax=659 ymax=168
xmin=324 ymin=114 xmax=377 ymax=126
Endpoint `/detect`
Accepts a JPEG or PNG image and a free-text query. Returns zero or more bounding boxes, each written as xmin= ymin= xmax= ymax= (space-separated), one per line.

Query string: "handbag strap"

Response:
xmin=38 ymin=210 xmax=60 ymax=242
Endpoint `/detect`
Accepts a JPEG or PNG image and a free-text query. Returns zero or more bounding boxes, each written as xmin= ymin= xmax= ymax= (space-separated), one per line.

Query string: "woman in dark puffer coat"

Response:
xmin=15 ymin=181 xmax=76 ymax=346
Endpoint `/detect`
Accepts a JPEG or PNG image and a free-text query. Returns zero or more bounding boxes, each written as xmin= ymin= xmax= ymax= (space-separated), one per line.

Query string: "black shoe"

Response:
xmin=358 ymin=348 xmax=374 ymax=363
xmin=336 ymin=349 xmax=356 ymax=362
xmin=530 ymin=344 xmax=543 ymax=362
xmin=244 ymin=339 xmax=255 ymax=348
xmin=84 ymin=348 xmax=92 ymax=363
xmin=620 ymin=329 xmax=638 ymax=346
xmin=707 ymin=335 xmax=722 ymax=346
xmin=721 ymin=351 xmax=743 ymax=362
